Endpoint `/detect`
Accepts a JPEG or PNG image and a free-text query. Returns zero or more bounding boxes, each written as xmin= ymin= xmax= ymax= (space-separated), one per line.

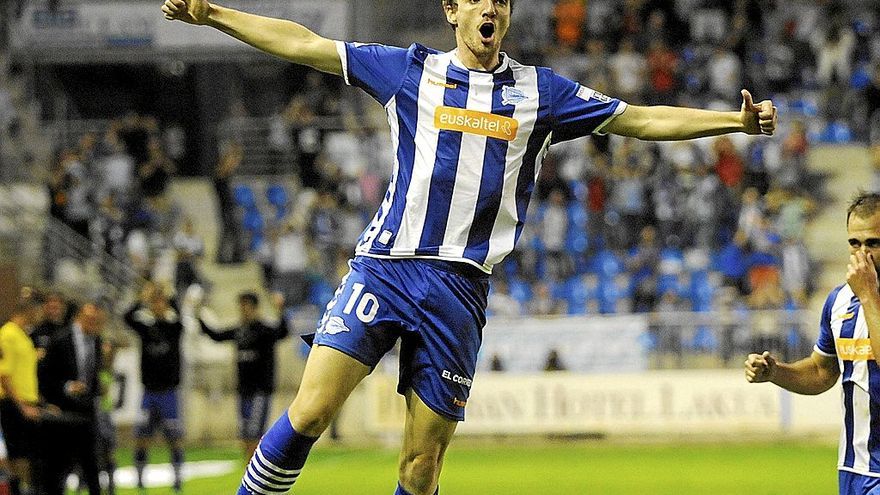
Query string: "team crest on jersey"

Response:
xmin=501 ymin=85 xmax=528 ymax=106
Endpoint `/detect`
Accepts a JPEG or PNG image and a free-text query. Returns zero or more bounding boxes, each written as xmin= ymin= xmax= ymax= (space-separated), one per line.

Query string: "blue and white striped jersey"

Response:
xmin=336 ymin=42 xmax=626 ymax=273
xmin=815 ymin=284 xmax=880 ymax=477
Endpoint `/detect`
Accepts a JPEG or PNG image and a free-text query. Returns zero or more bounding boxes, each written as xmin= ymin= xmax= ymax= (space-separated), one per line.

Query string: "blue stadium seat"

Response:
xmin=249 ymin=232 xmax=265 ymax=252
xmin=508 ymin=278 xmax=533 ymax=307
xmin=308 ymin=279 xmax=336 ymax=307
xmin=690 ymin=326 xmax=718 ymax=352
xmin=689 ymin=270 xmax=714 ymax=311
xmin=266 ymin=184 xmax=289 ymax=219
xmin=591 ymin=249 xmax=623 ymax=279
xmin=242 ymin=208 xmax=264 ymax=233
xmin=233 ymin=184 xmax=256 ymax=209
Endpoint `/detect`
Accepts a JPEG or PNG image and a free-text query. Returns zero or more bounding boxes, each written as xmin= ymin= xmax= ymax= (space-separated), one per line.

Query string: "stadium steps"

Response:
xmin=803 ymin=145 xmax=871 ymax=312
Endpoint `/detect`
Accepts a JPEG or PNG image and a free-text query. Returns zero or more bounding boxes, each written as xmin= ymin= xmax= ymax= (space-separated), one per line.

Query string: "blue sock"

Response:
xmin=171 ymin=447 xmax=184 ymax=489
xmin=134 ymin=447 xmax=148 ymax=487
xmin=238 ymin=413 xmax=318 ymax=494
xmin=395 ymin=483 xmax=439 ymax=495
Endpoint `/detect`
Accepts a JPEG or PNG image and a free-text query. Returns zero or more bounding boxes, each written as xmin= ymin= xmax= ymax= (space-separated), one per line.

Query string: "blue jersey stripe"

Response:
xmin=869 ymin=361 xmax=880 ymax=472
xmin=844 ymin=381 xmax=856 ymax=468
xmin=417 ymin=65 xmax=470 ymax=255
xmin=841 ymin=295 xmax=860 ymax=468
xmin=513 ymin=69 xmax=552 ymax=246
xmin=382 ymin=64 xmax=426 ymax=250
xmin=463 ymin=69 xmax=516 ymax=264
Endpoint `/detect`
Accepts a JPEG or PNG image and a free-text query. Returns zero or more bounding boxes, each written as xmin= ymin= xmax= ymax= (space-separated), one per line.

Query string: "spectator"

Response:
xmin=552 ymin=0 xmax=587 ymax=49
xmin=172 ymin=217 xmax=205 ymax=299
xmin=138 ymin=136 xmax=175 ymax=203
xmin=713 ymin=135 xmax=745 ymax=190
xmin=270 ymin=219 xmax=310 ymax=307
xmin=609 ymin=37 xmax=647 ymax=102
xmin=487 ymin=279 xmax=523 ymax=317
xmin=539 ymin=189 xmax=572 ymax=280
xmin=814 ymin=21 xmax=856 ymax=87
xmin=646 ymin=38 xmax=679 ymax=104
xmin=707 ymin=43 xmax=742 ymax=99
xmin=214 ymin=141 xmax=245 ymax=264
xmin=37 ymin=302 xmax=105 ymax=495
xmin=198 ymin=292 xmax=289 ymax=460
xmin=529 ymin=282 xmax=564 ymax=316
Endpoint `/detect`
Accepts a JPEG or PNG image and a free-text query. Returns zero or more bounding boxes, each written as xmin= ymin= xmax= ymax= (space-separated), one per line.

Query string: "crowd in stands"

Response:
xmin=44 ymin=113 xmax=204 ymax=299
xmin=28 ymin=0 xmax=880 ymax=323
xmin=216 ymin=0 xmax=877 ymax=320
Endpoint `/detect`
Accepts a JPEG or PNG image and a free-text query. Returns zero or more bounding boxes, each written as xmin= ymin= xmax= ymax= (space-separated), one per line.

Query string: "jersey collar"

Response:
xmin=450 ymin=50 xmax=510 ymax=74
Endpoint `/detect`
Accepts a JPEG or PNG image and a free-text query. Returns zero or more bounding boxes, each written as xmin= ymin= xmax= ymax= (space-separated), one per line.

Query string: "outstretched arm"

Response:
xmin=745 ymin=350 xmax=839 ymax=395
xmin=605 ymin=90 xmax=777 ymax=140
xmin=162 ymin=0 xmax=342 ymax=75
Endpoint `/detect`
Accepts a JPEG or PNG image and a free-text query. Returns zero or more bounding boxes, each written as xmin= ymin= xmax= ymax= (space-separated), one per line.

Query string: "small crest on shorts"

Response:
xmin=501 ymin=85 xmax=528 ymax=106
xmin=321 ymin=316 xmax=352 ymax=335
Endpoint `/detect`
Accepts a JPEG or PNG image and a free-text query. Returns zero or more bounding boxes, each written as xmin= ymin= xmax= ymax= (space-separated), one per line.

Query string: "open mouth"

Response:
xmin=479 ymin=22 xmax=496 ymax=41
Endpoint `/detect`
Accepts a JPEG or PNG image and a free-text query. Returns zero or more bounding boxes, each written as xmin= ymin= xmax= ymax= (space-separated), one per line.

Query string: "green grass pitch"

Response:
xmin=105 ymin=440 xmax=836 ymax=494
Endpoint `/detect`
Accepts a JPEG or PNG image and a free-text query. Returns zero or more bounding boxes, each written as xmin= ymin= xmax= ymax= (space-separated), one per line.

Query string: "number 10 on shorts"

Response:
xmin=342 ymin=283 xmax=379 ymax=323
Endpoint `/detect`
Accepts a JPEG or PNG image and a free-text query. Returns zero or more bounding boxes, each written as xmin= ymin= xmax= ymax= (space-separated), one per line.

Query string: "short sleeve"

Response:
xmin=814 ymin=287 xmax=841 ymax=356
xmin=549 ymin=71 xmax=627 ymax=143
xmin=336 ymin=42 xmax=411 ymax=105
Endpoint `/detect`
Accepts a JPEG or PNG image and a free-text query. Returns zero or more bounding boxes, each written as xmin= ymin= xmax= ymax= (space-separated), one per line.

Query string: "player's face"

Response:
xmin=446 ymin=0 xmax=511 ymax=67
xmin=847 ymin=211 xmax=880 ymax=273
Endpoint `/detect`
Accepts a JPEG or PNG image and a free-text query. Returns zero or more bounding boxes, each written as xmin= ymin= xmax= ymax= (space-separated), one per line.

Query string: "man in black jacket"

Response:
xmin=198 ymin=291 xmax=288 ymax=459
xmin=37 ymin=301 xmax=104 ymax=495
xmin=123 ymin=282 xmax=185 ymax=493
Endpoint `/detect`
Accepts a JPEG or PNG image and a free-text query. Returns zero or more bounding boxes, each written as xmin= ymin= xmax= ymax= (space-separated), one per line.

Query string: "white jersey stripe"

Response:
xmin=442 ymin=70 xmax=493 ymax=257
xmin=358 ymin=96 xmax=401 ymax=251
xmin=391 ymin=52 xmax=452 ymax=256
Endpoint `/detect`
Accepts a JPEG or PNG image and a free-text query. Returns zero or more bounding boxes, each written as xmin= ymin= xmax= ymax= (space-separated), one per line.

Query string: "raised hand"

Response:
xmin=162 ymin=0 xmax=209 ymax=25
xmin=740 ymin=89 xmax=777 ymax=136
xmin=847 ymin=251 xmax=880 ymax=303
xmin=745 ymin=351 xmax=777 ymax=383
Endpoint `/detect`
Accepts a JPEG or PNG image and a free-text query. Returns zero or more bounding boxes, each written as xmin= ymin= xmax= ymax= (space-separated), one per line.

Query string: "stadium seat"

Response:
xmin=690 ymin=326 xmax=718 ymax=352
xmin=233 ymin=184 xmax=257 ymax=209
xmin=591 ymin=249 xmax=623 ymax=279
xmin=242 ymin=208 xmax=264 ymax=233
xmin=508 ymin=278 xmax=533 ymax=307
xmin=266 ymin=183 xmax=289 ymax=219
xmin=308 ymin=279 xmax=336 ymax=307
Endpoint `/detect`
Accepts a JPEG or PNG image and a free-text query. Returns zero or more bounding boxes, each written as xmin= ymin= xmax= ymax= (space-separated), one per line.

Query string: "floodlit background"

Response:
xmin=2 ymin=0 xmax=878 ymax=492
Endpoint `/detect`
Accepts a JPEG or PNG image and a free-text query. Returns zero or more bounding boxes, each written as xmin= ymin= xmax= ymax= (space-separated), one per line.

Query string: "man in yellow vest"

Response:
xmin=0 ymin=293 xmax=44 ymax=495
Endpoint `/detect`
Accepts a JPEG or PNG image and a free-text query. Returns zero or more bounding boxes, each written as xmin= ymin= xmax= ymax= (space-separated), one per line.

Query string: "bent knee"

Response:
xmin=288 ymin=396 xmax=338 ymax=437
xmin=399 ymin=452 xmax=442 ymax=495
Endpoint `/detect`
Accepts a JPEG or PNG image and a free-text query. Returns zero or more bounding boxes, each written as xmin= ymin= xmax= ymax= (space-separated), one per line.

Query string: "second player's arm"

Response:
xmin=757 ymin=351 xmax=840 ymax=395
xmin=164 ymin=0 xmax=342 ymax=75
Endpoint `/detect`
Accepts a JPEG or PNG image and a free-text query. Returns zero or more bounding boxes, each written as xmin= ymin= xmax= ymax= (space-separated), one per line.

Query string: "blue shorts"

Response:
xmin=134 ymin=389 xmax=184 ymax=440
xmin=239 ymin=392 xmax=271 ymax=441
xmin=841 ymin=471 xmax=880 ymax=495
xmin=305 ymin=256 xmax=489 ymax=421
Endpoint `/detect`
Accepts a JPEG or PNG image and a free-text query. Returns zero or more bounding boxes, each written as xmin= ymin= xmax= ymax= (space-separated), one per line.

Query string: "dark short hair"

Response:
xmin=847 ymin=190 xmax=880 ymax=225
xmin=238 ymin=292 xmax=259 ymax=306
